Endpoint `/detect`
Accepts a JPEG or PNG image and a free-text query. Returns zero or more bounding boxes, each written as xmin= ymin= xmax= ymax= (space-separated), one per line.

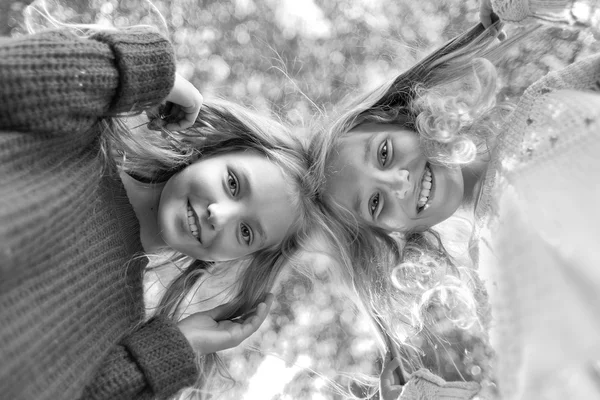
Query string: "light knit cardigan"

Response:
xmin=0 ymin=28 xmax=198 ymax=399
xmin=397 ymin=0 xmax=600 ymax=399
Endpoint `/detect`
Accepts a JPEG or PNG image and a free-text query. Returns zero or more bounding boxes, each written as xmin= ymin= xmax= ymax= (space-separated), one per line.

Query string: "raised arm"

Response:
xmin=485 ymin=0 xmax=581 ymax=24
xmin=379 ymin=361 xmax=492 ymax=400
xmin=80 ymin=317 xmax=198 ymax=400
xmin=0 ymin=27 xmax=175 ymax=136
xmin=81 ymin=296 xmax=273 ymax=399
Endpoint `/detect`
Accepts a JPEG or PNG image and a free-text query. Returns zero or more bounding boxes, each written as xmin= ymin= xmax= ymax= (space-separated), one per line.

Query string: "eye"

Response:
xmin=368 ymin=193 xmax=380 ymax=217
xmin=240 ymin=223 xmax=253 ymax=245
xmin=379 ymin=140 xmax=389 ymax=166
xmin=227 ymin=171 xmax=239 ymax=196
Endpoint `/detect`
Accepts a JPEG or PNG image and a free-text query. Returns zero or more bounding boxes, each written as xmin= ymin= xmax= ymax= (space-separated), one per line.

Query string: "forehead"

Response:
xmin=231 ymin=151 xmax=299 ymax=246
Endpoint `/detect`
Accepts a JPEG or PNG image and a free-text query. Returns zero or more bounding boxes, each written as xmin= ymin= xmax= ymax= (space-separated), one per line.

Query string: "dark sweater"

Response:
xmin=0 ymin=27 xmax=198 ymax=399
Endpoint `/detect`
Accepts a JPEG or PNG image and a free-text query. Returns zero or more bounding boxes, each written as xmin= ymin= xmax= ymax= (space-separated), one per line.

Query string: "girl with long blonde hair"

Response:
xmin=0 ymin=2 xmax=344 ymax=399
xmin=309 ymin=0 xmax=597 ymax=398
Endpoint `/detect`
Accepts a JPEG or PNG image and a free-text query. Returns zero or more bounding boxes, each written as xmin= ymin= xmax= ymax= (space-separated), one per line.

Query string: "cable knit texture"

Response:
xmin=399 ymin=369 xmax=481 ymax=399
xmin=491 ymin=0 xmax=580 ymax=23
xmin=395 ymin=0 xmax=600 ymax=398
xmin=0 ymin=27 xmax=197 ymax=400
xmin=477 ymin=52 xmax=600 ymax=400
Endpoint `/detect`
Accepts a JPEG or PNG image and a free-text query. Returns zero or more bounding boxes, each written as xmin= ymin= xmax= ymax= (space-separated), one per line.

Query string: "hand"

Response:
xmin=162 ymin=72 xmax=203 ymax=131
xmin=380 ymin=357 xmax=404 ymax=400
xmin=177 ymin=294 xmax=274 ymax=356
xmin=479 ymin=0 xmax=507 ymax=41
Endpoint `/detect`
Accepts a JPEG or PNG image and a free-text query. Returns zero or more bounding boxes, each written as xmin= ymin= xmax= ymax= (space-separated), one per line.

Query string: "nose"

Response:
xmin=384 ymin=169 xmax=411 ymax=200
xmin=207 ymin=202 xmax=238 ymax=231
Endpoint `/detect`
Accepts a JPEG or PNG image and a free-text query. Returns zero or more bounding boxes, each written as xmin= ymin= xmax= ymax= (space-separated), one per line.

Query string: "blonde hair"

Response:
xmin=104 ymin=99 xmax=348 ymax=393
xmin=308 ymin=21 xmax=534 ymax=385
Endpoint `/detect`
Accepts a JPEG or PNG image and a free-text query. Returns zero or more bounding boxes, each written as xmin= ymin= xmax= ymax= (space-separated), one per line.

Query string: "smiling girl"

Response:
xmin=323 ymin=121 xmax=467 ymax=232
xmin=310 ymin=0 xmax=598 ymax=398
xmin=118 ymin=102 xmax=310 ymax=263
xmin=0 ymin=15 xmax=325 ymax=400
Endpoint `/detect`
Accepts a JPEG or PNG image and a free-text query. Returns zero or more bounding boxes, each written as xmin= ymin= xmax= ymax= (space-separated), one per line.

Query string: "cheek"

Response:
xmin=444 ymin=169 xmax=465 ymax=211
xmin=176 ymin=167 xmax=213 ymax=200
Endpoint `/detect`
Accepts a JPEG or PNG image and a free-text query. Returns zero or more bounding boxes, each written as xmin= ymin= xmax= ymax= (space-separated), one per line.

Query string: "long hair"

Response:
xmin=20 ymin=1 xmax=374 ymax=397
xmin=103 ymin=99 xmax=342 ymax=395
xmin=103 ymin=98 xmax=320 ymax=315
xmin=309 ymin=20 xmax=532 ymax=386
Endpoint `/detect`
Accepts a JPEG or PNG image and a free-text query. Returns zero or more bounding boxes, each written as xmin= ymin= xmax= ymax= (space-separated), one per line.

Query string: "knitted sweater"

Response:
xmin=475 ymin=52 xmax=600 ymax=400
xmin=0 ymin=28 xmax=198 ymax=400
xmin=396 ymin=0 xmax=600 ymax=399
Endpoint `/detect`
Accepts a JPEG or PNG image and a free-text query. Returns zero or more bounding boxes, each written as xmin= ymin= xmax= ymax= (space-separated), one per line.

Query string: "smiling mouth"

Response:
xmin=417 ymin=164 xmax=434 ymax=213
xmin=186 ymin=201 xmax=202 ymax=243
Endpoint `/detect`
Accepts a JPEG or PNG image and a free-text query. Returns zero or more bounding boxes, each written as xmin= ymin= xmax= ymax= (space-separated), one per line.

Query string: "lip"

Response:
xmin=187 ymin=200 xmax=202 ymax=244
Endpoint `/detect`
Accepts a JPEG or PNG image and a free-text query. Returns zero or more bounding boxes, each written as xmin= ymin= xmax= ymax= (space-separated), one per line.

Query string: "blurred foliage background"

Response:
xmin=3 ymin=0 xmax=599 ymax=399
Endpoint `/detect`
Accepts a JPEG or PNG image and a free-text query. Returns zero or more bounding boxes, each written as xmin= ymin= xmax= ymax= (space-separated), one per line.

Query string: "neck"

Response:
xmin=120 ymin=171 xmax=168 ymax=252
xmin=461 ymin=156 xmax=489 ymax=207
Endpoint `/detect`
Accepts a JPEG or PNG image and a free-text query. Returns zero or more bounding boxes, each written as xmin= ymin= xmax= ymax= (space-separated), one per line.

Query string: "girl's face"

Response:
xmin=158 ymin=150 xmax=297 ymax=261
xmin=325 ymin=123 xmax=464 ymax=232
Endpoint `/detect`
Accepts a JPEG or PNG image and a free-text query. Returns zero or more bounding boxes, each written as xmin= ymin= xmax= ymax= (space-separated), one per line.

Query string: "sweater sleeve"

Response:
xmin=0 ymin=26 xmax=175 ymax=136
xmin=397 ymin=369 xmax=487 ymax=400
xmin=80 ymin=317 xmax=199 ymax=400
xmin=491 ymin=0 xmax=581 ymax=23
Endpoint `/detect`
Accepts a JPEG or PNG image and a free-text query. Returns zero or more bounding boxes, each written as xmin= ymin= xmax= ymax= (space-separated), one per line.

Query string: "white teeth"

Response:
xmin=187 ymin=204 xmax=200 ymax=238
xmin=417 ymin=166 xmax=434 ymax=209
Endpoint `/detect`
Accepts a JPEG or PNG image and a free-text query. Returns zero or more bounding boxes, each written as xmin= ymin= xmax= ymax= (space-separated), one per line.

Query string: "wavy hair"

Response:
xmin=309 ymin=20 xmax=534 ymax=386
xmin=102 ymin=99 xmax=343 ymax=395
xmin=21 ymin=0 xmax=383 ymax=396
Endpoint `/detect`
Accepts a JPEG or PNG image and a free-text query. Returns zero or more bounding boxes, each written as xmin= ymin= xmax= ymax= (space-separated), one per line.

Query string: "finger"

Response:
xmin=165 ymin=103 xmax=200 ymax=131
xmin=236 ymin=304 xmax=270 ymax=339
xmin=162 ymin=104 xmax=187 ymax=127
xmin=479 ymin=7 xmax=493 ymax=29
xmin=381 ymin=358 xmax=402 ymax=386
xmin=479 ymin=13 xmax=493 ymax=30
xmin=479 ymin=0 xmax=500 ymax=31
xmin=380 ymin=358 xmax=404 ymax=400
xmin=234 ymin=294 xmax=274 ymax=322
xmin=258 ymin=293 xmax=274 ymax=317
xmin=165 ymin=79 xmax=203 ymax=131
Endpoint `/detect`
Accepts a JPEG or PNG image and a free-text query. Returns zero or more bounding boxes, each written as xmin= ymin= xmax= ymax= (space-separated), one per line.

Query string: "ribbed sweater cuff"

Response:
xmin=90 ymin=27 xmax=176 ymax=113
xmin=492 ymin=0 xmax=571 ymax=22
xmin=122 ymin=316 xmax=198 ymax=398
xmin=400 ymin=369 xmax=481 ymax=399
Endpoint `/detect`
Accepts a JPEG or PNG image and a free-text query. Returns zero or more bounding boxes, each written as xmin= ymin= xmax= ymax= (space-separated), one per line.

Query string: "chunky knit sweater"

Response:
xmin=396 ymin=0 xmax=600 ymax=399
xmin=0 ymin=28 xmax=198 ymax=399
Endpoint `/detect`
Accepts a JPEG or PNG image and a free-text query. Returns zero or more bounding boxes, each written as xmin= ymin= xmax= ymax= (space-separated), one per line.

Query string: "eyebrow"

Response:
xmin=364 ymin=133 xmax=376 ymax=164
xmin=236 ymin=163 xmax=267 ymax=248
xmin=354 ymin=133 xmax=377 ymax=218
xmin=352 ymin=192 xmax=364 ymax=218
